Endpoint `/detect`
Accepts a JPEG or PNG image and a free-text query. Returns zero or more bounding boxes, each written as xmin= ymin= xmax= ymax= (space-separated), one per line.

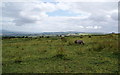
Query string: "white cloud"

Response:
xmin=2 ymin=0 xmax=119 ymax=2
xmin=2 ymin=0 xmax=41 ymax=2
xmin=2 ymin=2 xmax=118 ymax=33
xmin=55 ymin=0 xmax=119 ymax=2
xmin=78 ymin=26 xmax=84 ymax=28
xmin=86 ymin=26 xmax=101 ymax=29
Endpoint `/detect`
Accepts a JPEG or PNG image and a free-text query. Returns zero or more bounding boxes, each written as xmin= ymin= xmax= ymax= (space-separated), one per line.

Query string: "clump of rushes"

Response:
xmin=55 ymin=47 xmax=66 ymax=59
xmin=16 ymin=46 xmax=19 ymax=48
xmin=22 ymin=48 xmax=24 ymax=50
xmin=57 ymin=47 xmax=64 ymax=57
xmin=92 ymin=44 xmax=105 ymax=52
xmin=14 ymin=57 xmax=22 ymax=64
xmin=67 ymin=41 xmax=74 ymax=46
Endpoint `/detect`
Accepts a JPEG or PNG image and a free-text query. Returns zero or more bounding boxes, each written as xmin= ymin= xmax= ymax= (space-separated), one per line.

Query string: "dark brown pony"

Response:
xmin=74 ymin=40 xmax=85 ymax=45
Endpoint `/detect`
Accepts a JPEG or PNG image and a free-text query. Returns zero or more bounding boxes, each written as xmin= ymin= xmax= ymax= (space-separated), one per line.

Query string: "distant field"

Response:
xmin=2 ymin=34 xmax=119 ymax=73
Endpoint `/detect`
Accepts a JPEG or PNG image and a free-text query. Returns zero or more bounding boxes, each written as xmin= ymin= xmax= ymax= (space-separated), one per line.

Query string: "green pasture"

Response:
xmin=2 ymin=34 xmax=119 ymax=73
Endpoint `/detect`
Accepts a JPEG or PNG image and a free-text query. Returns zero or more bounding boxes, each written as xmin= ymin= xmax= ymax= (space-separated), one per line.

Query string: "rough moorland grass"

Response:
xmin=2 ymin=34 xmax=119 ymax=73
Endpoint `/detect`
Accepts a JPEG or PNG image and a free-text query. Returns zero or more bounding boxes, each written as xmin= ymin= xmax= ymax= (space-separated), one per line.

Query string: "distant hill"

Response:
xmin=1 ymin=30 xmax=106 ymax=36
xmin=2 ymin=30 xmax=33 ymax=36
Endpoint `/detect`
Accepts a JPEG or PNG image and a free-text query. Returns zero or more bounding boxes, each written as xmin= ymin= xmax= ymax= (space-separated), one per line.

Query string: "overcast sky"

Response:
xmin=1 ymin=0 xmax=118 ymax=33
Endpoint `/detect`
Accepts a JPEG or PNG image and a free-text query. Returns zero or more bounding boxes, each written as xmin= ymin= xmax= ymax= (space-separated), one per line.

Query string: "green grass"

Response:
xmin=2 ymin=34 xmax=119 ymax=73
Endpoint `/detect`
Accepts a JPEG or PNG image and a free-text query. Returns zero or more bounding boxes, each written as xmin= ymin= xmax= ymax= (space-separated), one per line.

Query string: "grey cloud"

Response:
xmin=2 ymin=2 xmax=57 ymax=26
xmin=111 ymin=12 xmax=118 ymax=20
xmin=67 ymin=2 xmax=118 ymax=22
xmin=68 ymin=2 xmax=117 ymax=13
xmin=2 ymin=2 xmax=41 ymax=26
xmin=2 ymin=2 xmax=35 ymax=26
xmin=13 ymin=17 xmax=36 ymax=26
xmin=2 ymin=2 xmax=23 ymax=17
xmin=88 ymin=13 xmax=109 ymax=22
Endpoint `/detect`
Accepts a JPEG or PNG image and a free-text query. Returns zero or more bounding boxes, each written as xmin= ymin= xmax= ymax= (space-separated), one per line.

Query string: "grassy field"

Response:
xmin=2 ymin=34 xmax=120 ymax=73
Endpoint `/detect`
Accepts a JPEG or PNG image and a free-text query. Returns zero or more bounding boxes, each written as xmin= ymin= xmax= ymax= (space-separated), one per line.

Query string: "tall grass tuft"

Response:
xmin=92 ymin=44 xmax=105 ymax=52
xmin=61 ymin=37 xmax=67 ymax=42
xmin=55 ymin=47 xmax=65 ymax=59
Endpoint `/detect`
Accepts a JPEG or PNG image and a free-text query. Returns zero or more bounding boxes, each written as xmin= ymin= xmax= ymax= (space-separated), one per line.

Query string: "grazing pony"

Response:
xmin=74 ymin=40 xmax=84 ymax=45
